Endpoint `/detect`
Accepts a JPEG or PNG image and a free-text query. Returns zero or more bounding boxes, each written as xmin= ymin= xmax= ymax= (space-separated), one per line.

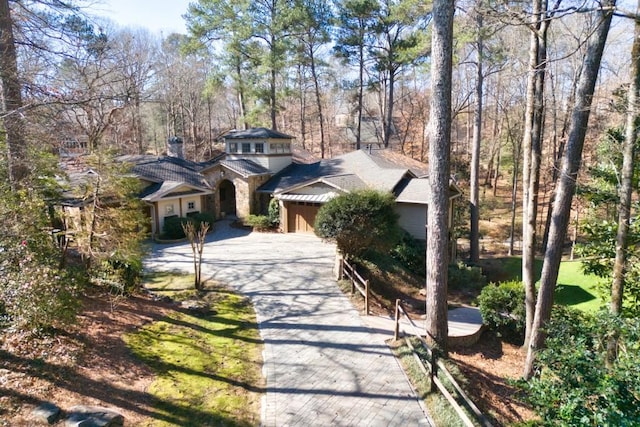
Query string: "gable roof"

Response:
xmin=258 ymin=148 xmax=419 ymax=195
xmin=119 ymin=155 xmax=213 ymax=201
xmin=224 ymin=127 xmax=294 ymax=140
xmin=120 ymin=155 xmax=209 ymax=188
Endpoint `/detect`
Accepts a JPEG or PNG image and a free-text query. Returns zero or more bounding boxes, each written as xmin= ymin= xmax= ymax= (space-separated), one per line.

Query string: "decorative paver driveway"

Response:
xmin=145 ymin=220 xmax=429 ymax=426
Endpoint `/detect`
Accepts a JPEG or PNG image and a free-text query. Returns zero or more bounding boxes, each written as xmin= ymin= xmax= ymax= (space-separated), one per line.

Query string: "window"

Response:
xmin=165 ymin=204 xmax=174 ymax=215
xmin=270 ymin=143 xmax=284 ymax=153
xmin=187 ymin=201 xmax=195 ymax=210
xmin=255 ymin=142 xmax=264 ymax=153
xmin=242 ymin=143 xmax=251 ymax=153
xmin=228 ymin=142 xmax=237 ymax=153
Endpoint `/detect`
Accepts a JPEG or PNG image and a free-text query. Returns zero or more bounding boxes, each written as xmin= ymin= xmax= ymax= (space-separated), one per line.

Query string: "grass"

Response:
xmin=124 ymin=271 xmax=263 ymax=426
xmin=479 ymin=257 xmax=605 ymax=312
xmin=390 ymin=338 xmax=480 ymax=427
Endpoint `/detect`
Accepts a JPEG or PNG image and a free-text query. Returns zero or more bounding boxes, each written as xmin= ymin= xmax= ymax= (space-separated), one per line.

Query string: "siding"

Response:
xmin=395 ymin=203 xmax=427 ymax=240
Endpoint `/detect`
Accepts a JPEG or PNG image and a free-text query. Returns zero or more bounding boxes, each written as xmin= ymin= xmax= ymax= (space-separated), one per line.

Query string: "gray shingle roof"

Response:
xmin=118 ymin=155 xmax=212 ymax=202
xmin=120 ymin=155 xmax=208 ymax=188
xmin=224 ymin=127 xmax=294 ymax=140
xmin=258 ymin=148 xmax=419 ymax=194
xmin=220 ymin=159 xmax=270 ymax=177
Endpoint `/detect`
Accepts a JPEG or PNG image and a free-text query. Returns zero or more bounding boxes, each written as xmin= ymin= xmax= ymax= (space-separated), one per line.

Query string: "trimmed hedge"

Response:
xmin=477 ymin=280 xmax=525 ymax=343
xmin=162 ymin=213 xmax=215 ymax=239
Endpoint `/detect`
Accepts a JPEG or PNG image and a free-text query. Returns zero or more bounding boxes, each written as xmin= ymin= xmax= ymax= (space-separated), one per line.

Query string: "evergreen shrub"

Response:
xmin=477 ymin=280 xmax=525 ymax=343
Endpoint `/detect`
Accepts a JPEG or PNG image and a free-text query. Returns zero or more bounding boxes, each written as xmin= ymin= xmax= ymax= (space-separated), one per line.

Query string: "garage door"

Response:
xmin=287 ymin=202 xmax=321 ymax=233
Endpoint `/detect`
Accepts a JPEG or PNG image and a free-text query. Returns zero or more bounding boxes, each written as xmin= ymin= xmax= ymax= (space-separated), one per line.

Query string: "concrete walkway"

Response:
xmin=145 ymin=220 xmax=430 ymax=426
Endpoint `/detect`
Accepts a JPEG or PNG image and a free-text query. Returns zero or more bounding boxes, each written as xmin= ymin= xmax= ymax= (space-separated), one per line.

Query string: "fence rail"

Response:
xmin=341 ymin=258 xmax=369 ymax=315
xmin=394 ymin=300 xmax=492 ymax=427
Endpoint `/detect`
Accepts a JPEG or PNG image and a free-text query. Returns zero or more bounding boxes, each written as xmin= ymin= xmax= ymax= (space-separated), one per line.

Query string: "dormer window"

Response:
xmin=242 ymin=143 xmax=251 ymax=153
xmin=255 ymin=142 xmax=264 ymax=153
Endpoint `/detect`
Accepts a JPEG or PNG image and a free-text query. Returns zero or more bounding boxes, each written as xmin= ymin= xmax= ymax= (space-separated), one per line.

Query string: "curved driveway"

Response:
xmin=145 ymin=220 xmax=429 ymax=426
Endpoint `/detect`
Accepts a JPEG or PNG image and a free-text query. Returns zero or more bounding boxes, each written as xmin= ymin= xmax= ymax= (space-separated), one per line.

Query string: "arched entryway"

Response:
xmin=218 ymin=179 xmax=237 ymax=217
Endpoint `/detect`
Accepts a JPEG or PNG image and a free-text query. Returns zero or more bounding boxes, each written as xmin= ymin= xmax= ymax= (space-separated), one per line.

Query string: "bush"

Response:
xmin=391 ymin=232 xmax=426 ymax=276
xmin=163 ymin=214 xmax=214 ymax=240
xmin=477 ymin=280 xmax=525 ymax=342
xmin=244 ymin=214 xmax=272 ymax=231
xmin=448 ymin=261 xmax=486 ymax=290
xmin=525 ymin=309 xmax=640 ymax=425
xmin=268 ymin=198 xmax=280 ymax=226
xmin=163 ymin=216 xmax=189 ymax=239
xmin=314 ymin=190 xmax=400 ymax=258
xmin=0 ymin=241 xmax=83 ymax=330
xmin=94 ymin=254 xmax=143 ymax=295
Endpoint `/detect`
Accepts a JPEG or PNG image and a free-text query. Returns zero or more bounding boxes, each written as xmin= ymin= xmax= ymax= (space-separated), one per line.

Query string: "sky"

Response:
xmin=89 ymin=0 xmax=192 ymax=35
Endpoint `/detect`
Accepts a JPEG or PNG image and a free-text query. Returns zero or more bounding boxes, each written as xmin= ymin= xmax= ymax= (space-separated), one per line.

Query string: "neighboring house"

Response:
xmin=122 ymin=128 xmax=462 ymax=242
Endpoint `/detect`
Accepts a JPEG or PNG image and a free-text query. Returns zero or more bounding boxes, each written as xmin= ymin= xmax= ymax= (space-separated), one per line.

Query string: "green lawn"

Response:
xmin=124 ymin=272 xmax=263 ymax=426
xmin=479 ymin=257 xmax=605 ymax=312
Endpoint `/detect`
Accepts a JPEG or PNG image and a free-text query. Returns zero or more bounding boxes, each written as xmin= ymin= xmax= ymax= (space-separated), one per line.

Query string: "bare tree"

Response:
xmin=522 ymin=0 xmax=552 ymax=348
xmin=425 ymin=0 xmax=454 ymax=354
xmin=0 ymin=0 xmax=27 ymax=186
xmin=183 ymin=221 xmax=211 ymax=291
xmin=523 ymin=0 xmax=616 ymax=379
xmin=469 ymin=2 xmax=484 ymax=264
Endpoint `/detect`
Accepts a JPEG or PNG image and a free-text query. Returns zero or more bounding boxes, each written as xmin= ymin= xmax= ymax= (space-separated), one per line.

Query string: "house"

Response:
xmin=124 ymin=128 xmax=462 ymax=242
xmin=258 ymin=146 xmax=462 ymax=240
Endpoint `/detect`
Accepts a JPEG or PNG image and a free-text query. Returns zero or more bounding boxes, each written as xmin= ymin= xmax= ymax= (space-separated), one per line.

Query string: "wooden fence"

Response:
xmin=340 ymin=258 xmax=369 ymax=315
xmin=394 ymin=300 xmax=492 ymax=427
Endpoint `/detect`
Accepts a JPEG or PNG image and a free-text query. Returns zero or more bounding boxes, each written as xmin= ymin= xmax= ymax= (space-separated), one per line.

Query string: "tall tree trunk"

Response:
xmin=426 ymin=0 xmax=454 ymax=355
xmin=0 ymin=0 xmax=26 ymax=187
xmin=356 ymin=43 xmax=364 ymax=150
xmin=470 ymin=7 xmax=484 ymax=264
xmin=310 ymin=49 xmax=326 ymax=159
xmin=509 ymin=131 xmax=521 ymax=256
xmin=608 ymin=1 xmax=640 ymax=364
xmin=235 ymin=61 xmax=249 ymax=130
xmin=384 ymin=63 xmax=395 ymax=148
xmin=297 ymin=65 xmax=307 ymax=150
xmin=523 ymin=0 xmax=616 ymax=379
xmin=270 ymin=66 xmax=277 ymax=130
xmin=522 ymin=0 xmax=549 ymax=349
xmin=493 ymin=139 xmax=502 ymax=196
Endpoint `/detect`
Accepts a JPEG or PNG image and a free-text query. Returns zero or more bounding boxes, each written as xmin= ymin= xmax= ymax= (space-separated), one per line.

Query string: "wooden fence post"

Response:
xmin=430 ymin=351 xmax=438 ymax=393
xmin=364 ymin=279 xmax=369 ymax=315
xmin=394 ymin=299 xmax=401 ymax=340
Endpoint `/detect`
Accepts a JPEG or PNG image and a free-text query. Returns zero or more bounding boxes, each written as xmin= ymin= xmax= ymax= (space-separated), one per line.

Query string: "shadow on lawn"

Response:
xmin=554 ymin=283 xmax=596 ymax=306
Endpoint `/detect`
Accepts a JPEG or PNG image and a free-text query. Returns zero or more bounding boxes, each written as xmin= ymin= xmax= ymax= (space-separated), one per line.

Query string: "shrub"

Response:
xmin=391 ymin=232 xmax=426 ymax=276
xmin=0 ymin=240 xmax=83 ymax=330
xmin=448 ymin=261 xmax=486 ymax=291
xmin=314 ymin=190 xmax=400 ymax=258
xmin=525 ymin=309 xmax=640 ymax=425
xmin=244 ymin=214 xmax=272 ymax=231
xmin=190 ymin=212 xmax=215 ymax=230
xmin=94 ymin=254 xmax=143 ymax=295
xmin=163 ymin=216 xmax=189 ymax=239
xmin=477 ymin=280 xmax=525 ymax=342
xmin=163 ymin=214 xmax=215 ymax=240
xmin=268 ymin=198 xmax=280 ymax=226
